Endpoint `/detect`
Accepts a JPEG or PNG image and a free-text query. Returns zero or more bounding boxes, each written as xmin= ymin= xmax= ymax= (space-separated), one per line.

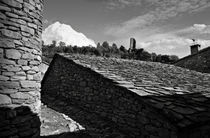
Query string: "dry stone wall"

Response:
xmin=42 ymin=55 xmax=178 ymax=138
xmin=0 ymin=0 xmax=43 ymax=137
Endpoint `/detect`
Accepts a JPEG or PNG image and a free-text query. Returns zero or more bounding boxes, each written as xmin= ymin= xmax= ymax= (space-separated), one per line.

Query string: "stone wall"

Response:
xmin=0 ymin=0 xmax=43 ymax=137
xmin=174 ymin=47 xmax=210 ymax=73
xmin=42 ymin=54 xmax=178 ymax=138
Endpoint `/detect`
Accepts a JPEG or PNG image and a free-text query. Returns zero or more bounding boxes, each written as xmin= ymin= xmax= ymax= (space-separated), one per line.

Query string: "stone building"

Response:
xmin=0 ymin=0 xmax=43 ymax=137
xmin=174 ymin=46 xmax=210 ymax=73
xmin=42 ymin=53 xmax=210 ymax=138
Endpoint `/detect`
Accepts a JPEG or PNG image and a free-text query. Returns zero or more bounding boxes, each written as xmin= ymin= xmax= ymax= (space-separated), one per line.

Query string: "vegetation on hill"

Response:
xmin=42 ymin=40 xmax=179 ymax=64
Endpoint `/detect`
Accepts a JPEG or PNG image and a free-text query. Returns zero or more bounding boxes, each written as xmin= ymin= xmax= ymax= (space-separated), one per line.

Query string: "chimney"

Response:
xmin=129 ymin=38 xmax=136 ymax=52
xmin=190 ymin=44 xmax=201 ymax=55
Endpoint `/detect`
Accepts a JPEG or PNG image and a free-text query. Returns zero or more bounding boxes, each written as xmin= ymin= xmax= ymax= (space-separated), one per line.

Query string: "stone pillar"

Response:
xmin=0 ymin=0 xmax=43 ymax=137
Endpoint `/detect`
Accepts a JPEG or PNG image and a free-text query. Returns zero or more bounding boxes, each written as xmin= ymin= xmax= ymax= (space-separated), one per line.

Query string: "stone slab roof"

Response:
xmin=59 ymin=54 xmax=210 ymax=129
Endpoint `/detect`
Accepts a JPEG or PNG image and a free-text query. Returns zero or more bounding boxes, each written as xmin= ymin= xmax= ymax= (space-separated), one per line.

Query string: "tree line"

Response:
xmin=42 ymin=40 xmax=179 ymax=64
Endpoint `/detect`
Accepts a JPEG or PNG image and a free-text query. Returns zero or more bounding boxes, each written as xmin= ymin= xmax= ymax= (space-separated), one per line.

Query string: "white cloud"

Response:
xmin=42 ymin=22 xmax=96 ymax=47
xmin=106 ymin=0 xmax=142 ymax=9
xmin=105 ymin=0 xmax=210 ymax=37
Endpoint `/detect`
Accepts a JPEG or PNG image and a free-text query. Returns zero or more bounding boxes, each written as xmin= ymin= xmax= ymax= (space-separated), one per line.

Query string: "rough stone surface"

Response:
xmin=42 ymin=54 xmax=210 ymax=138
xmin=6 ymin=49 xmax=21 ymax=59
xmin=0 ymin=0 xmax=43 ymax=137
xmin=0 ymin=94 xmax=12 ymax=105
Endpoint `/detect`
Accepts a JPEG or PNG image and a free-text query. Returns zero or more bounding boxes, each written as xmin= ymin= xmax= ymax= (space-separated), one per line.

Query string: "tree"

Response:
xmin=119 ymin=45 xmax=126 ymax=53
xmin=51 ymin=40 xmax=57 ymax=47
xmin=59 ymin=41 xmax=66 ymax=47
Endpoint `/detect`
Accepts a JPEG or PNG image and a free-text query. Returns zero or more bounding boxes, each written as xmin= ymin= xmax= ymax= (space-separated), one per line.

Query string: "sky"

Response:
xmin=43 ymin=0 xmax=210 ymax=58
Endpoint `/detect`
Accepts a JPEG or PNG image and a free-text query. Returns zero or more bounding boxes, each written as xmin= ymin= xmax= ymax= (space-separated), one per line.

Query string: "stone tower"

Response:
xmin=129 ymin=38 xmax=136 ymax=53
xmin=0 ymin=0 xmax=43 ymax=137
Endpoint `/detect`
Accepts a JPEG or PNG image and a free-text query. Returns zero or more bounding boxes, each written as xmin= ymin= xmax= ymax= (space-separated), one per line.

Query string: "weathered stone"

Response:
xmin=6 ymin=49 xmax=21 ymax=59
xmin=24 ymin=2 xmax=35 ymax=10
xmin=0 ymin=22 xmax=4 ymax=28
xmin=0 ymin=12 xmax=7 ymax=20
xmin=0 ymin=58 xmax=16 ymax=65
xmin=173 ymin=107 xmax=195 ymax=114
xmin=21 ymin=25 xmax=35 ymax=35
xmin=28 ymin=23 xmax=37 ymax=29
xmin=8 ymin=26 xmax=19 ymax=31
xmin=2 ymin=72 xmax=15 ymax=76
xmin=3 ymin=65 xmax=21 ymax=72
xmin=20 ymin=81 xmax=40 ymax=88
xmin=0 ymin=89 xmax=18 ymax=94
xmin=5 ymin=12 xmax=19 ymax=18
xmin=0 ymin=81 xmax=20 ymax=89
xmin=16 ymin=71 xmax=26 ymax=76
xmin=22 ymin=32 xmax=31 ymax=37
xmin=14 ymin=40 xmax=23 ymax=46
xmin=18 ymin=59 xmax=28 ymax=65
xmin=0 ymin=75 xmax=10 ymax=81
xmin=27 ymin=70 xmax=36 ymax=75
xmin=1 ymin=29 xmax=21 ymax=39
xmin=33 ymin=72 xmax=41 ymax=81
xmin=0 ymin=48 xmax=3 ymax=57
xmin=10 ymin=92 xmax=31 ymax=99
xmin=27 ymin=74 xmax=33 ymax=80
xmin=0 ymin=39 xmax=15 ymax=48
xmin=0 ymin=94 xmax=12 ymax=105
xmin=22 ymin=66 xmax=31 ymax=71
xmin=31 ymin=66 xmax=39 ymax=72
xmin=22 ymin=53 xmax=34 ymax=60
xmin=30 ymin=60 xmax=40 ymax=65
xmin=1 ymin=0 xmax=22 ymax=9
xmin=11 ymin=76 xmax=26 ymax=81
xmin=0 ymin=5 xmax=12 ymax=12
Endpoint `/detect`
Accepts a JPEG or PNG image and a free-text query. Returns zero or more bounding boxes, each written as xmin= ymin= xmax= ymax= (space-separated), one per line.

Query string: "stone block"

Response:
xmin=20 ymin=25 xmax=35 ymax=35
xmin=6 ymin=49 xmax=21 ymax=59
xmin=16 ymin=71 xmax=26 ymax=76
xmin=27 ymin=74 xmax=33 ymax=80
xmin=0 ymin=89 xmax=18 ymax=94
xmin=2 ymin=72 xmax=15 ymax=76
xmin=0 ymin=48 xmax=3 ymax=57
xmin=4 ymin=65 xmax=21 ymax=72
xmin=22 ymin=66 xmax=31 ymax=71
xmin=11 ymin=75 xmax=26 ymax=81
xmin=1 ymin=0 xmax=22 ymax=9
xmin=18 ymin=59 xmax=28 ymax=65
xmin=10 ymin=92 xmax=31 ymax=100
xmin=0 ymin=81 xmax=20 ymax=89
xmin=0 ymin=39 xmax=15 ymax=48
xmin=28 ymin=23 xmax=37 ymax=29
xmin=20 ymin=81 xmax=39 ymax=88
xmin=1 ymin=29 xmax=21 ymax=39
xmin=5 ymin=12 xmax=19 ymax=18
xmin=22 ymin=53 xmax=34 ymax=60
xmin=0 ymin=75 xmax=10 ymax=81
xmin=33 ymin=72 xmax=41 ymax=81
xmin=0 ymin=58 xmax=16 ymax=65
xmin=0 ymin=12 xmax=7 ymax=20
xmin=0 ymin=94 xmax=12 ymax=105
xmin=30 ymin=60 xmax=40 ymax=65
xmin=31 ymin=66 xmax=39 ymax=72
xmin=8 ymin=26 xmax=19 ymax=31
xmin=0 ymin=5 xmax=11 ymax=12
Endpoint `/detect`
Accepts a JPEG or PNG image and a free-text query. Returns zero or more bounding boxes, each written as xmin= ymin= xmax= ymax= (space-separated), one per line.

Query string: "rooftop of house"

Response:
xmin=57 ymin=53 xmax=210 ymax=129
xmin=174 ymin=46 xmax=210 ymax=64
